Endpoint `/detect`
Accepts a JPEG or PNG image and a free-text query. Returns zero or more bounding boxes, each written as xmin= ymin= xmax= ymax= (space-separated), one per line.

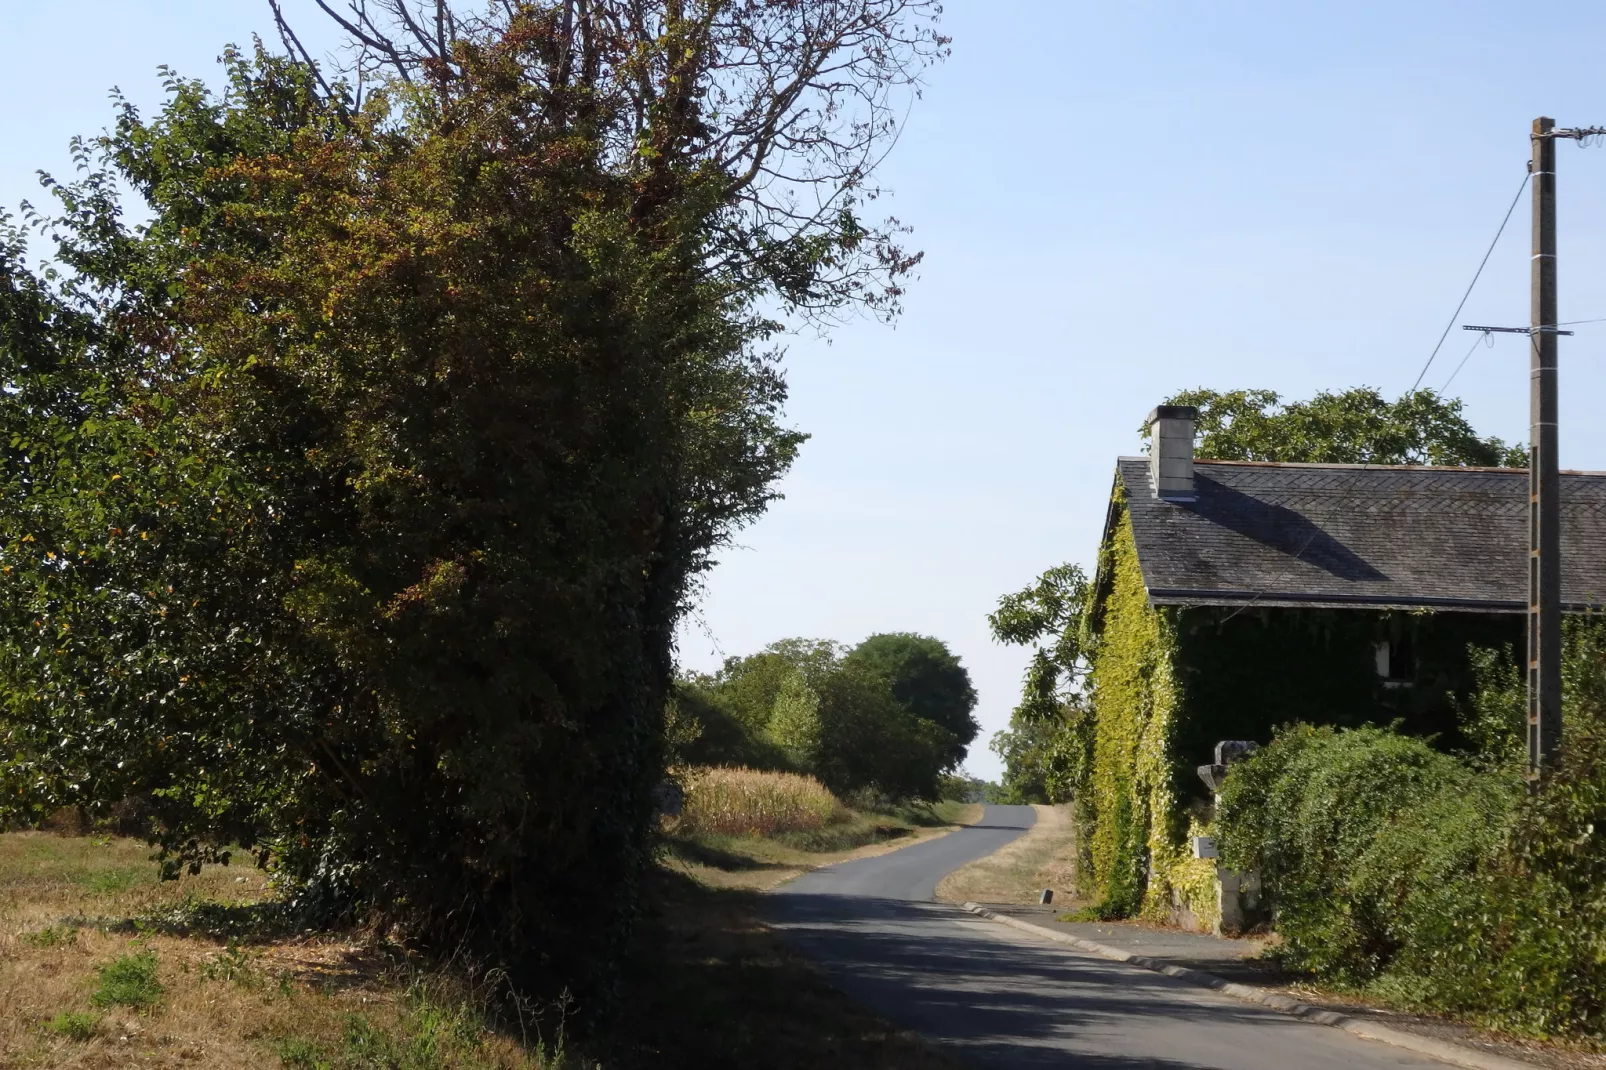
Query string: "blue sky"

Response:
xmin=8 ymin=2 xmax=1606 ymax=780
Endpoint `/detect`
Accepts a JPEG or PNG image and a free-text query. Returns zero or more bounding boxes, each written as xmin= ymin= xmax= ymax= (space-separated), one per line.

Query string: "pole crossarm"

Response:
xmin=1461 ymin=324 xmax=1574 ymax=335
xmin=1542 ymin=126 xmax=1606 ymax=140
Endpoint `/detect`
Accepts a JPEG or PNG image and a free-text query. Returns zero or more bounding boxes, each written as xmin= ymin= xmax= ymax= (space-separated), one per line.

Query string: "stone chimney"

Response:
xmin=1147 ymin=404 xmax=1197 ymax=502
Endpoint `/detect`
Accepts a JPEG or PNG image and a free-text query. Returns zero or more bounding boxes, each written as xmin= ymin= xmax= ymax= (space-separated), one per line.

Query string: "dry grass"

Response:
xmin=1 ymin=801 xmax=982 ymax=1069
xmin=0 ymin=831 xmax=559 ymax=1069
xmin=675 ymin=767 xmax=841 ymax=837
xmin=934 ymin=804 xmax=1080 ymax=907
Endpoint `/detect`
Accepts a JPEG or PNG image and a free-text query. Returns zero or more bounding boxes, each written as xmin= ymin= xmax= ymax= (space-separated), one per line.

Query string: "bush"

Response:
xmin=45 ymin=1012 xmax=101 ymax=1041
xmin=1219 ymin=625 xmax=1606 ymax=1038
xmin=0 ymin=0 xmax=940 ymax=1020
xmin=91 ymin=950 xmax=164 ymax=1009
xmin=1217 ymin=725 xmax=1517 ymax=981
xmin=676 ymin=767 xmax=841 ymax=838
xmin=672 ymin=638 xmax=967 ymax=800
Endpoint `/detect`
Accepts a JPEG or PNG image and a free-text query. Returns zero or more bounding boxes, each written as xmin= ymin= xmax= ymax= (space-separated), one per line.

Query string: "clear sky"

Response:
xmin=8 ymin=2 xmax=1606 ymax=781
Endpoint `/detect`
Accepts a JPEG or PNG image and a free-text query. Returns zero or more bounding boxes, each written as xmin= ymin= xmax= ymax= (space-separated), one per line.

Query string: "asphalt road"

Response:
xmin=765 ymin=804 xmax=1454 ymax=1070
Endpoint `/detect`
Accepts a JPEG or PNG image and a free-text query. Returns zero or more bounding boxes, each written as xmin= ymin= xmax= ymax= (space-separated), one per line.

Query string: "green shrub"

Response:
xmin=91 ymin=950 xmax=164 ymax=1009
xmin=22 ymin=925 xmax=78 ymax=948
xmin=1218 ymin=724 xmax=1517 ymax=982
xmin=45 ymin=1012 xmax=101 ymax=1041
xmin=1219 ymin=624 xmax=1606 ymax=1039
xmin=676 ymin=767 xmax=841 ymax=837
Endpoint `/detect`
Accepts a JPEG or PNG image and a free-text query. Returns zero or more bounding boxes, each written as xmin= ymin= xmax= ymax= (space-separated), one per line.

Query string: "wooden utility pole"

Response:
xmin=1529 ymin=116 xmax=1562 ymax=780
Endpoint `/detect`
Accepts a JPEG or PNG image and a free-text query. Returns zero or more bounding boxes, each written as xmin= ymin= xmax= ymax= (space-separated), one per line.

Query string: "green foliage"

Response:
xmin=200 ymin=939 xmax=265 ymax=988
xmin=767 ymin=672 xmax=825 ymax=770
xmin=3 ymin=0 xmax=945 ymax=1016
xmin=1076 ymin=515 xmax=1186 ymax=916
xmin=937 ymin=773 xmax=1007 ymax=804
xmin=44 ymin=1011 xmax=101 ymax=1042
xmin=845 ymin=632 xmax=979 ymax=767
xmin=674 ymin=637 xmax=967 ymax=800
xmin=987 ymin=563 xmax=1092 ymax=803
xmin=1218 ymin=621 xmax=1606 ymax=1038
xmin=92 ymin=949 xmax=164 ymax=1009
xmin=1217 ymin=725 xmax=1509 ymax=979
xmin=1157 ymin=387 xmax=1526 ymax=467
xmin=22 ymin=925 xmax=79 ymax=948
xmin=811 ymin=661 xmax=955 ymax=801
xmin=275 ymin=979 xmax=551 ymax=1070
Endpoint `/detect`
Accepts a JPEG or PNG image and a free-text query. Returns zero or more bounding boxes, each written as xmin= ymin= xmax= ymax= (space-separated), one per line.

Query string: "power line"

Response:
xmin=1440 ymin=316 xmax=1606 ymax=393
xmin=1410 ymin=169 xmax=1532 ymax=393
xmin=1441 ymin=329 xmax=1494 ymax=391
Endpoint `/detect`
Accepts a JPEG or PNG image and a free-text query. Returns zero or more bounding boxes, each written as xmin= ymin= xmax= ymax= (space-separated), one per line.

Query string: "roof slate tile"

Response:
xmin=1117 ymin=457 xmax=1606 ymax=612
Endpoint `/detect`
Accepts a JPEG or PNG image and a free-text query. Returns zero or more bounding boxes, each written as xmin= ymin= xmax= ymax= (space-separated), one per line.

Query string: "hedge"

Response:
xmin=1218 ymin=633 xmax=1606 ymax=1042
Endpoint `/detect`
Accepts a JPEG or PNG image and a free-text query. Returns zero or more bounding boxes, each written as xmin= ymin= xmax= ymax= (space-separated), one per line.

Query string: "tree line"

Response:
xmin=672 ymin=633 xmax=980 ymax=803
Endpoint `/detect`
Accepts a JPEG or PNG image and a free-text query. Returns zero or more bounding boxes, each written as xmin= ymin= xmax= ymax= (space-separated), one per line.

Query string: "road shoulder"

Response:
xmin=933 ymin=802 xmax=1077 ymax=906
xmin=963 ymin=902 xmax=1604 ymax=1070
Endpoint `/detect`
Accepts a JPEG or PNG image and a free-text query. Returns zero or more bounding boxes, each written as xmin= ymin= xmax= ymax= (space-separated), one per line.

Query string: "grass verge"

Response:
xmin=663 ymin=799 xmax=977 ymax=892
xmin=0 ymin=831 xmax=563 ymax=1068
xmin=934 ymin=803 xmax=1078 ymax=907
xmin=3 ymin=801 xmax=976 ymax=1068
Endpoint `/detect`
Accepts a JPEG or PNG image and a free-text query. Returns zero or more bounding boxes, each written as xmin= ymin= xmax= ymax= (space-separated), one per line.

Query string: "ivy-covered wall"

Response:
xmin=1082 ymin=511 xmax=1204 ymax=919
xmin=1171 ymin=607 xmax=1518 ymax=783
xmin=1081 ymin=492 xmax=1522 ymax=926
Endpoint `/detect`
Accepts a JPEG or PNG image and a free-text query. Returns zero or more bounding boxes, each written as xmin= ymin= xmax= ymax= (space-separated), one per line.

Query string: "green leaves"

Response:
xmin=1216 ymin=623 xmax=1606 ymax=1037
xmin=1154 ymin=386 xmax=1525 ymax=468
xmin=675 ymin=635 xmax=970 ymax=801
xmin=986 ymin=563 xmax=1091 ymax=803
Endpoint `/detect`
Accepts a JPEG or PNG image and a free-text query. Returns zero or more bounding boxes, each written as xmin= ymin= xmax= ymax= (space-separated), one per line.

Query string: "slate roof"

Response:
xmin=1114 ymin=457 xmax=1606 ymax=612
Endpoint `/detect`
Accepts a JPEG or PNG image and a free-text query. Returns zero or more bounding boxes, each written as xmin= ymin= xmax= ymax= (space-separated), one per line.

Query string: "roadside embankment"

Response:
xmin=933 ymin=802 xmax=1077 ymax=906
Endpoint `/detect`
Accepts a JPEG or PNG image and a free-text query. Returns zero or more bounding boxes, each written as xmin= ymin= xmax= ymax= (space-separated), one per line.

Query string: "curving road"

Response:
xmin=765 ymin=804 xmax=1456 ymax=1069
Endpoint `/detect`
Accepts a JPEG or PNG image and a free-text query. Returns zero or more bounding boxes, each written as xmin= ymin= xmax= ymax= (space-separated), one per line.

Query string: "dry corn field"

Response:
xmin=676 ymin=767 xmax=843 ymax=837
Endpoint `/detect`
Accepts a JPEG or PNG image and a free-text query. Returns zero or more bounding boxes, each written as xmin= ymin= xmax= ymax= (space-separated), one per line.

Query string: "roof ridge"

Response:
xmin=1116 ymin=456 xmax=1606 ymax=476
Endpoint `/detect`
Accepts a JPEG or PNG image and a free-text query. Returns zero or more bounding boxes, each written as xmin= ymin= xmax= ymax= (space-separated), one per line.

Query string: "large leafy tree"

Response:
xmin=844 ymin=632 xmax=978 ymax=769
xmin=0 ymin=0 xmax=944 ymax=1010
xmin=1164 ymin=387 xmax=1525 ymax=467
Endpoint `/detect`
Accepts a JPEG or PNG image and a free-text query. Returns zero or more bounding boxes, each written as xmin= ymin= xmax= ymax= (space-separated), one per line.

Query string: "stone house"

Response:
xmin=1078 ymin=404 xmax=1606 ymax=931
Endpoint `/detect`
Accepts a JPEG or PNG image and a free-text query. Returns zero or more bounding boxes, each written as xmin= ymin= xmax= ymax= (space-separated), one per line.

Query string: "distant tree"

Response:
xmin=768 ymin=671 xmax=825 ymax=770
xmin=692 ymin=639 xmax=845 ymax=741
xmin=1161 ymin=387 xmax=1526 ymax=468
xmin=812 ymin=662 xmax=954 ymax=800
xmin=987 ymin=564 xmax=1092 ymax=804
xmin=844 ymin=633 xmax=979 ymax=769
xmin=677 ymin=636 xmax=958 ymax=799
xmin=666 ymin=679 xmax=784 ymax=769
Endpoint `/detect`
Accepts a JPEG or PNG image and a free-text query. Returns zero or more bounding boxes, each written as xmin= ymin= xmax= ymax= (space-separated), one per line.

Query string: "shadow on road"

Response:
xmin=766 ymin=893 xmax=1328 ymax=1069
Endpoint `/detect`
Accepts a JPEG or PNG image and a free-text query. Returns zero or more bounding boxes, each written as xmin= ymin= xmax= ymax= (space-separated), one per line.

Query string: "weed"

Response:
xmin=87 ymin=868 xmax=142 ymax=894
xmin=275 ymin=1036 xmax=327 ymax=1068
xmin=21 ymin=924 xmax=78 ymax=948
xmin=201 ymin=938 xmax=263 ymax=987
xmin=91 ymin=949 xmax=164 ymax=1009
xmin=44 ymin=1011 xmax=101 ymax=1041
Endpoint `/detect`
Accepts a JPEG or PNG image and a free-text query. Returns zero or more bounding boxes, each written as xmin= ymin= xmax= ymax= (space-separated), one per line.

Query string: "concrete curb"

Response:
xmin=960 ymin=903 xmax=1538 ymax=1070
